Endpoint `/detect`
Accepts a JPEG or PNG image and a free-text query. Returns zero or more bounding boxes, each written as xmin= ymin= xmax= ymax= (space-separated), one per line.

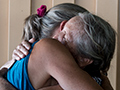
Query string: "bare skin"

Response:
xmin=0 ymin=38 xmax=114 ymax=90
xmin=27 ymin=38 xmax=103 ymax=90
xmin=38 ymin=85 xmax=63 ymax=90
xmin=0 ymin=16 xmax=114 ymax=90
xmin=0 ymin=67 xmax=114 ymax=90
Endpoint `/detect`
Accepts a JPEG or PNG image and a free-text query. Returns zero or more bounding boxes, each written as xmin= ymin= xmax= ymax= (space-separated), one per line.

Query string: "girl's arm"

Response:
xmin=38 ymin=85 xmax=63 ymax=90
xmin=28 ymin=38 xmax=104 ymax=90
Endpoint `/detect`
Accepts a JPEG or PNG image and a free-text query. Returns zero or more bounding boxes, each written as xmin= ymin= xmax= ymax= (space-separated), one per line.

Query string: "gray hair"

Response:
xmin=22 ymin=3 xmax=115 ymax=76
xmin=22 ymin=3 xmax=88 ymax=41
xmin=74 ymin=12 xmax=116 ymax=76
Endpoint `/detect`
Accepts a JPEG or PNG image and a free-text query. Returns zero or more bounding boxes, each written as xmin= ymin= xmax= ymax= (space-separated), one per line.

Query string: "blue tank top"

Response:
xmin=7 ymin=41 xmax=38 ymax=90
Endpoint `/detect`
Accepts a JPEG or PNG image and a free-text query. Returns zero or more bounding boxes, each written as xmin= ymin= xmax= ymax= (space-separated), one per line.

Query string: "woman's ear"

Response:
xmin=60 ymin=20 xmax=67 ymax=31
xmin=84 ymin=58 xmax=93 ymax=65
xmin=78 ymin=58 xmax=93 ymax=68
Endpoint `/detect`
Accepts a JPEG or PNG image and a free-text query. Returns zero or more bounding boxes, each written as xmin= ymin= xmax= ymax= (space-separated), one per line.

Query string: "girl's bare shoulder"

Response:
xmin=35 ymin=38 xmax=68 ymax=53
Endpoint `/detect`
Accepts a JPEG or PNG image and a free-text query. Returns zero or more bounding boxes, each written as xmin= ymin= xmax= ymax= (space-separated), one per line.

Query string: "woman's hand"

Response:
xmin=0 ymin=38 xmax=35 ymax=69
xmin=101 ymin=72 xmax=114 ymax=90
xmin=12 ymin=38 xmax=35 ymax=60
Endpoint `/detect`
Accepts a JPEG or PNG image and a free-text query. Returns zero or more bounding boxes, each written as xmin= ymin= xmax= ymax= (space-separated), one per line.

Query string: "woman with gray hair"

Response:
xmin=53 ymin=12 xmax=115 ymax=84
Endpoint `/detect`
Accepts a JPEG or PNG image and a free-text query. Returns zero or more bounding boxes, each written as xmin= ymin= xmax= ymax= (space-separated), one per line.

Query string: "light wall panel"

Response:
xmin=52 ymin=0 xmax=74 ymax=6
xmin=8 ymin=0 xmax=31 ymax=60
xmin=96 ymin=0 xmax=118 ymax=90
xmin=0 ymin=0 xmax=8 ymax=67
xmin=117 ymin=0 xmax=120 ymax=90
xmin=31 ymin=0 xmax=52 ymax=14
xmin=75 ymin=0 xmax=96 ymax=14
xmin=96 ymin=0 xmax=118 ymax=30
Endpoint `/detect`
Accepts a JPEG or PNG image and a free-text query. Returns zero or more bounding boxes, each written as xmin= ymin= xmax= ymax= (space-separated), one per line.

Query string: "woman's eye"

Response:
xmin=63 ymin=36 xmax=66 ymax=41
xmin=61 ymin=36 xmax=66 ymax=45
xmin=63 ymin=36 xmax=68 ymax=45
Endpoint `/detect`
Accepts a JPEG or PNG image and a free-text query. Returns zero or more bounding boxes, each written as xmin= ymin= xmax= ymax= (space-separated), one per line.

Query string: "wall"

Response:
xmin=8 ymin=0 xmax=31 ymax=60
xmin=0 ymin=0 xmax=8 ymax=67
xmin=0 ymin=0 xmax=119 ymax=89
xmin=117 ymin=0 xmax=120 ymax=90
xmin=96 ymin=0 xmax=118 ymax=89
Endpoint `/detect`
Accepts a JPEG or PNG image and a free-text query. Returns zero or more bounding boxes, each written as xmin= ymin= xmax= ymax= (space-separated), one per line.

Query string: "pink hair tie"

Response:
xmin=37 ymin=5 xmax=47 ymax=17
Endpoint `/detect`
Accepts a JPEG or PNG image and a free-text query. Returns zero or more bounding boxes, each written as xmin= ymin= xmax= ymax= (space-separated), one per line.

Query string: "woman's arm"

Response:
xmin=0 ymin=68 xmax=17 ymax=90
xmin=101 ymin=73 xmax=114 ymax=90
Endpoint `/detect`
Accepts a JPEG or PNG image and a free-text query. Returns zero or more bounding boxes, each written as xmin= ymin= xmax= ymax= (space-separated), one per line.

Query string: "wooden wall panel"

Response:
xmin=31 ymin=0 xmax=52 ymax=14
xmin=52 ymin=0 xmax=74 ymax=6
xmin=96 ymin=0 xmax=118 ymax=89
xmin=117 ymin=0 xmax=120 ymax=90
xmin=75 ymin=0 xmax=96 ymax=14
xmin=0 ymin=0 xmax=8 ymax=67
xmin=96 ymin=0 xmax=118 ymax=30
xmin=8 ymin=0 xmax=31 ymax=60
